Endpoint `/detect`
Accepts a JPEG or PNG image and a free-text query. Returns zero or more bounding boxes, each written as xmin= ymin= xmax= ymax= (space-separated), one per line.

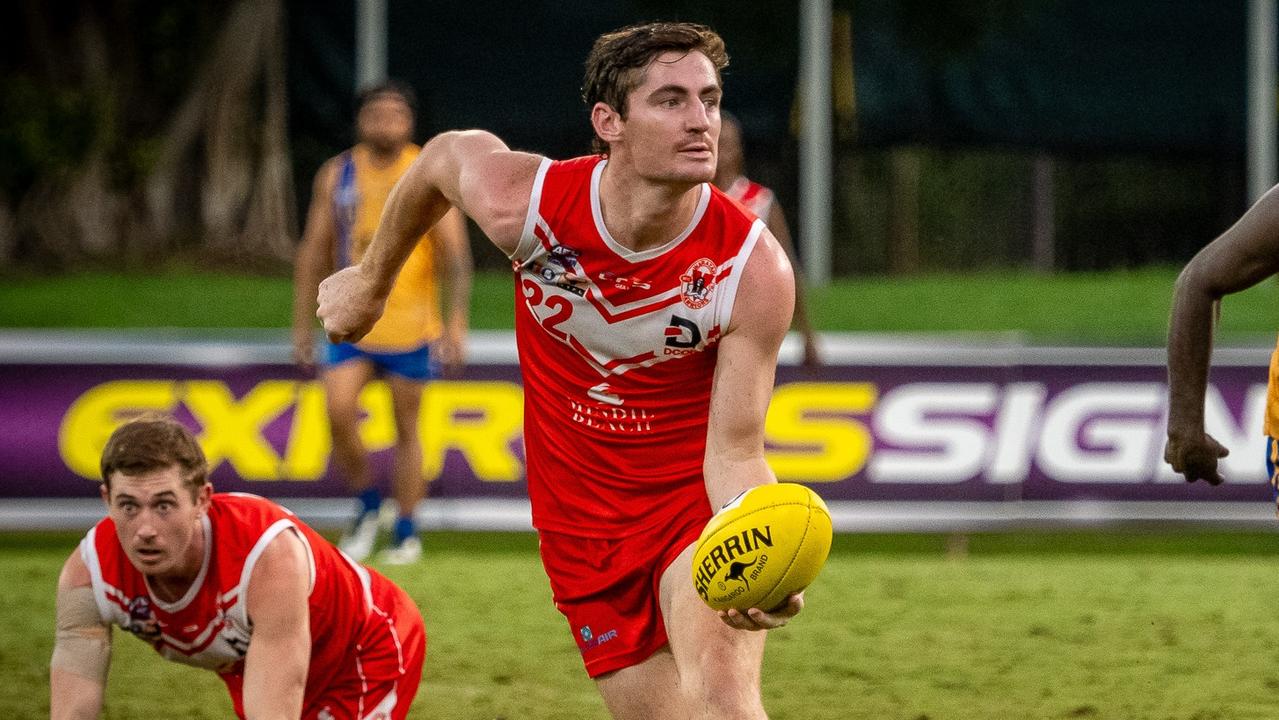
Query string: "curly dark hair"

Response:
xmin=99 ymin=415 xmax=208 ymax=498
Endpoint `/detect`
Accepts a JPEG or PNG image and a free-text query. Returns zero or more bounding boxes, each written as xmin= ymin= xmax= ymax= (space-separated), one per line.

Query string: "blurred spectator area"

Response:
xmin=1 ymin=0 xmax=1257 ymax=274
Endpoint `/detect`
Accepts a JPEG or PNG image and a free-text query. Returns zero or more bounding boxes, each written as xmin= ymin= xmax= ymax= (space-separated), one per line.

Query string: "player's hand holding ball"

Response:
xmin=692 ymin=483 xmax=833 ymax=631
xmin=317 ymin=265 xmax=387 ymax=344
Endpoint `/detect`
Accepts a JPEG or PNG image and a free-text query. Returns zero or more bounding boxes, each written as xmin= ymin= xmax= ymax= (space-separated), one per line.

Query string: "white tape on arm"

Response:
xmin=51 ymin=585 xmax=111 ymax=683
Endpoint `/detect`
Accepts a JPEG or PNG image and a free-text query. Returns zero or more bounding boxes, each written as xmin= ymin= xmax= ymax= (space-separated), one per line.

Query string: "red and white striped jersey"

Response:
xmin=510 ymin=156 xmax=765 ymax=537
xmin=724 ymin=176 xmax=775 ymax=221
xmin=79 ymin=493 xmax=384 ymax=689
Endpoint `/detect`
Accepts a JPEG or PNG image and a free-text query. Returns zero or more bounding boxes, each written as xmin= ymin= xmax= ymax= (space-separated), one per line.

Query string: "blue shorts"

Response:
xmin=1268 ymin=436 xmax=1279 ymax=506
xmin=325 ymin=342 xmax=434 ymax=381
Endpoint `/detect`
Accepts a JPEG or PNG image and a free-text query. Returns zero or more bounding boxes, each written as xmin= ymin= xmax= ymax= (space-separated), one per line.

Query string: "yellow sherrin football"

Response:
xmin=691 ymin=483 xmax=833 ymax=612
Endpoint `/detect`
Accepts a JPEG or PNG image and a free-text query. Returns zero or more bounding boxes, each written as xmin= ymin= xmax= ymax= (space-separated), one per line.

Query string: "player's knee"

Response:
xmin=681 ymin=659 xmax=763 ymax=719
xmin=690 ymin=689 xmax=765 ymax=720
xmin=325 ymin=402 xmax=361 ymax=434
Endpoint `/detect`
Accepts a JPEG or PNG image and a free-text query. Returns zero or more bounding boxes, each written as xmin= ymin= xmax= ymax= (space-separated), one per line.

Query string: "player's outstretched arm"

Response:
xmin=241 ymin=529 xmax=311 ymax=720
xmin=291 ymin=160 xmax=338 ymax=370
xmin=317 ymin=130 xmax=542 ymax=344
xmin=432 ymin=207 xmax=474 ymax=376
xmin=50 ymin=550 xmax=111 ymax=720
xmin=704 ymin=228 xmax=800 ymax=631
xmin=1167 ymin=184 xmax=1279 ymax=484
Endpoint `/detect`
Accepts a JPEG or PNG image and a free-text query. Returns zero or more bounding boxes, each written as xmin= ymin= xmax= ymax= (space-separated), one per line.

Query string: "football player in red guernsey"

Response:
xmin=50 ymin=416 xmax=425 ymax=720
xmin=318 ymin=22 xmax=802 ymax=719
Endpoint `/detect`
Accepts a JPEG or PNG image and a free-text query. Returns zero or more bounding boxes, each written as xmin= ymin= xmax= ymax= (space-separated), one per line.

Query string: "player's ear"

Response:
xmin=99 ymin=481 xmax=110 ymax=507
xmin=194 ymin=483 xmax=212 ymax=515
xmin=591 ymin=101 xmax=624 ymax=148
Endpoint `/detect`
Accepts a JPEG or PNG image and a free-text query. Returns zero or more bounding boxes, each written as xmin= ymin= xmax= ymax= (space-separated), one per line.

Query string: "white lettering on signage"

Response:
xmin=986 ymin=382 xmax=1047 ymax=484
xmin=869 ymin=384 xmax=999 ymax=484
xmin=1037 ymin=383 xmax=1164 ymax=482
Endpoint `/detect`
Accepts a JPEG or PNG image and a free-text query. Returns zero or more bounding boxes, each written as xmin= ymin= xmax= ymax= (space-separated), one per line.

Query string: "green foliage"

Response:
xmin=9 ymin=530 xmax=1279 ymax=719
xmin=0 ymin=76 xmax=99 ymax=194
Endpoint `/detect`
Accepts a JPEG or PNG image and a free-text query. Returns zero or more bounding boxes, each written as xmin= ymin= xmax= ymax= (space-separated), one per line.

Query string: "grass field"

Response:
xmin=3 ymin=267 xmax=1278 ymax=343
xmin=9 ymin=530 xmax=1279 ymax=719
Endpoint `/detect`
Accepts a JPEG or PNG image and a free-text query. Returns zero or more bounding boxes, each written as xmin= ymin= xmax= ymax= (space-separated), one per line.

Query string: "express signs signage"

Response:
xmin=0 ymin=336 xmax=1270 ymax=502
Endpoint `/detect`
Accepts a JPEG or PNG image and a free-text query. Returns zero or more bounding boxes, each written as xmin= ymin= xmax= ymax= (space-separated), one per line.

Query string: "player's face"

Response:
xmin=618 ymin=50 xmax=722 ymax=184
xmin=103 ymin=466 xmax=211 ymax=579
xmin=357 ymin=95 xmax=413 ymax=154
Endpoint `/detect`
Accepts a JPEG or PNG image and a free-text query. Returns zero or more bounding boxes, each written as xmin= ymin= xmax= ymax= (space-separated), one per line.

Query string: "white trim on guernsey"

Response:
xmin=235 ymin=518 xmax=300 ymax=628
xmin=79 ymin=527 xmax=113 ymax=624
xmin=149 ymin=605 xmax=226 ymax=653
xmin=715 ymin=219 xmax=766 ymax=333
xmin=339 ymin=547 xmax=375 ymax=613
xmin=511 ymin=156 xmax=553 ymax=263
xmin=590 ymin=159 xmax=711 ymax=263
xmin=360 ymin=686 xmax=398 ymax=720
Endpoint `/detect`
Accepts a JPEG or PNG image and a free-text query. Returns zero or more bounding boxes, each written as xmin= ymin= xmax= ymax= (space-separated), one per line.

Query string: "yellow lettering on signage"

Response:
xmin=358 ymin=382 xmax=396 ymax=452
xmin=59 ymin=378 xmax=529 ymax=485
xmin=280 ymin=381 xmax=330 ymax=481
xmin=58 ymin=381 xmax=181 ymax=480
xmin=182 ymin=380 xmax=295 ymax=481
xmin=765 ymin=382 xmax=877 ymax=482
xmin=422 ymin=381 xmax=525 ymax=482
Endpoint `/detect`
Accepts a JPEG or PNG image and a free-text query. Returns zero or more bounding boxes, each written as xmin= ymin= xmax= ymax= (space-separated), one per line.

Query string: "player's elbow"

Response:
xmin=1176 ymin=258 xmax=1236 ymax=306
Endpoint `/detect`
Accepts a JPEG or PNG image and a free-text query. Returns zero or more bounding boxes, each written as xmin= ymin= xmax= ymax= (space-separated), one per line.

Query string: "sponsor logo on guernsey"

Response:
xmin=587 ymin=382 xmax=624 ymax=406
xmin=679 ymin=257 xmax=717 ymax=309
xmin=126 ymin=596 xmax=161 ymax=641
xmin=570 ymin=397 xmax=654 ymax=433
xmin=579 ymin=625 xmax=619 ymax=651
xmin=664 ymin=315 xmax=702 ymax=356
xmin=597 ymin=271 xmax=652 ymax=291
xmin=529 ymin=244 xmax=587 ymax=295
xmin=693 ymin=526 xmax=774 ymax=602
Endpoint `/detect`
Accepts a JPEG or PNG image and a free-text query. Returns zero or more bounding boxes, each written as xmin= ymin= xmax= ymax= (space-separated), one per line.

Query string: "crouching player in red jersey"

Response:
xmin=50 ymin=416 xmax=425 ymax=720
xmin=317 ymin=21 xmax=802 ymax=719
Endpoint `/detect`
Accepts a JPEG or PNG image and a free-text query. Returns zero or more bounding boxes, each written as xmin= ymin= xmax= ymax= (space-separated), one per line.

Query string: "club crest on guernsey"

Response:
xmin=679 ymin=258 xmax=717 ymax=309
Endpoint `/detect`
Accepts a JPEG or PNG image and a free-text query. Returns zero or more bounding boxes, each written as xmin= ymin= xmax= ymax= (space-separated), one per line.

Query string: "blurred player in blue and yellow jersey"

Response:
xmin=292 ymin=81 xmax=472 ymax=563
xmin=1166 ymin=185 xmax=1279 ymax=505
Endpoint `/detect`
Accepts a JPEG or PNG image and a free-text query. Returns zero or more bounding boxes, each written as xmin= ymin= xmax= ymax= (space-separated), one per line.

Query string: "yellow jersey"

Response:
xmin=333 ymin=143 xmax=442 ymax=352
xmin=1266 ymin=336 xmax=1279 ymax=437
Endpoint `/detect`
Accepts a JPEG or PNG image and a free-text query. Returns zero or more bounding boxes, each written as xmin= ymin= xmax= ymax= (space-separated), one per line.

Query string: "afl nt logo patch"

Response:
xmin=680 ymin=258 xmax=717 ymax=309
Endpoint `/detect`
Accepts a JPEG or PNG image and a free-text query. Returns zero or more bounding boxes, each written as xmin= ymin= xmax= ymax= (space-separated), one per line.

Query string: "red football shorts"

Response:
xmin=538 ymin=506 xmax=712 ymax=678
xmin=223 ymin=572 xmax=426 ymax=720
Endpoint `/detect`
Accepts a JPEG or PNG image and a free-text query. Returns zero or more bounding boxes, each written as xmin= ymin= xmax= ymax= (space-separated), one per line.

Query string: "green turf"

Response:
xmin=807 ymin=267 xmax=1279 ymax=344
xmin=11 ymin=530 xmax=1279 ymax=719
xmin=4 ymin=267 xmax=1278 ymax=342
xmin=0 ymin=271 xmax=516 ymax=331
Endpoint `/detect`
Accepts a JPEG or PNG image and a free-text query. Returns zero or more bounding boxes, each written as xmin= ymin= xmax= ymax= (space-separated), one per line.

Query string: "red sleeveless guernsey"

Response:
xmin=724 ymin=176 xmax=775 ymax=221
xmin=80 ymin=493 xmax=416 ymax=713
xmin=510 ymin=156 xmax=765 ymax=537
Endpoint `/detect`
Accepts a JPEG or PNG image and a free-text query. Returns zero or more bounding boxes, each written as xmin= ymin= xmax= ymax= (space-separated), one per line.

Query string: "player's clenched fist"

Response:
xmin=317 ymin=265 xmax=387 ymax=344
xmin=1163 ymin=431 xmax=1229 ymax=485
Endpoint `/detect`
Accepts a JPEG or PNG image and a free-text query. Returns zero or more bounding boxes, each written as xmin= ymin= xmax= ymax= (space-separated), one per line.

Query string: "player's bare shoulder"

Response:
xmin=57 ymin=545 xmax=93 ymax=591
xmin=422 ymin=130 xmax=545 ymax=256
xmin=726 ymin=226 xmax=796 ymax=341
